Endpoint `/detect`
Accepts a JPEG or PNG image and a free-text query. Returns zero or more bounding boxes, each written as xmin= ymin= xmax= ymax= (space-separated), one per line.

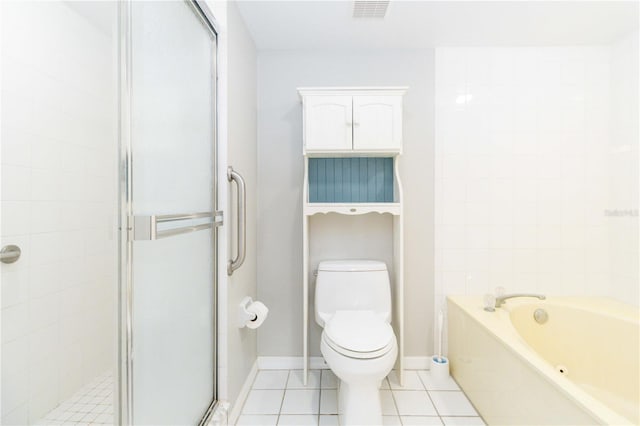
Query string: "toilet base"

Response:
xmin=338 ymin=380 xmax=383 ymax=426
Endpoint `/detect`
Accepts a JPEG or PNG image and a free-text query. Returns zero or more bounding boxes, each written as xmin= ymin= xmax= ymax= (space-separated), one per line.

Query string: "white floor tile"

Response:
xmin=429 ymin=391 xmax=477 ymax=416
xmin=320 ymin=370 xmax=338 ymax=389
xmin=319 ymin=415 xmax=338 ymax=426
xmin=319 ymin=389 xmax=337 ymax=414
xmin=280 ymin=389 xmax=320 ymax=415
xmin=277 ymin=415 xmax=318 ymax=425
xmin=392 ymin=391 xmax=437 ymax=416
xmin=418 ymin=371 xmax=460 ymax=391
xmin=380 ymin=390 xmax=397 ymax=415
xmin=36 ymin=370 xmax=114 ymax=425
xmin=238 ymin=369 xmax=483 ymax=426
xmin=236 ymin=414 xmax=278 ymax=426
xmin=242 ymin=390 xmax=285 ymax=415
xmin=382 ymin=415 xmax=402 ymax=425
xmin=68 ymin=412 xmax=86 ymax=422
xmin=441 ymin=416 xmax=486 ymax=426
xmin=401 ymin=416 xmax=444 ymax=425
xmin=81 ymin=411 xmax=100 ymax=423
xmin=253 ymin=371 xmax=290 ymax=390
xmin=287 ymin=370 xmax=321 ymax=389
xmin=388 ymin=370 xmax=425 ymax=390
xmin=94 ymin=414 xmax=113 ymax=424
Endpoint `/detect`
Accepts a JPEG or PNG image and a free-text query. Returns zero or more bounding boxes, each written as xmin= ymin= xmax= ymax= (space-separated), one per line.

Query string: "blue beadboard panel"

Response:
xmin=308 ymin=158 xmax=394 ymax=203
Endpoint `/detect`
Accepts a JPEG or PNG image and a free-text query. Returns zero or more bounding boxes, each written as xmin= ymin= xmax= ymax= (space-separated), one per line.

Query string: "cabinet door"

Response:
xmin=304 ymin=96 xmax=353 ymax=151
xmin=353 ymin=95 xmax=402 ymax=151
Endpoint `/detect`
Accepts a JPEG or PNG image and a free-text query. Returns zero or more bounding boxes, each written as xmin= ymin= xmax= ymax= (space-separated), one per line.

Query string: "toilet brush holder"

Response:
xmin=430 ymin=355 xmax=450 ymax=381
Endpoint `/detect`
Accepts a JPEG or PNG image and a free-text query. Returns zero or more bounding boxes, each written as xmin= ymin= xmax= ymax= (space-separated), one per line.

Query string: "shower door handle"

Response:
xmin=133 ymin=211 xmax=222 ymax=241
xmin=227 ymin=166 xmax=246 ymax=276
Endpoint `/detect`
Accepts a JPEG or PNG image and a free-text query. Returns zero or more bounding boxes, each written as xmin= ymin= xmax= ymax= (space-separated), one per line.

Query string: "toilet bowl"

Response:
xmin=321 ymin=311 xmax=397 ymax=425
xmin=314 ymin=260 xmax=398 ymax=426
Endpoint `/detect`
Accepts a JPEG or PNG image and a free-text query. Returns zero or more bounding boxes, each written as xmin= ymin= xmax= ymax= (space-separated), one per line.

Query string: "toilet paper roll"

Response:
xmin=245 ymin=301 xmax=269 ymax=329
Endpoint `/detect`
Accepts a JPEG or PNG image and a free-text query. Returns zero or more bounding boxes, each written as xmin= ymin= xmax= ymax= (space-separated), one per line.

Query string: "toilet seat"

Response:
xmin=323 ymin=311 xmax=395 ymax=359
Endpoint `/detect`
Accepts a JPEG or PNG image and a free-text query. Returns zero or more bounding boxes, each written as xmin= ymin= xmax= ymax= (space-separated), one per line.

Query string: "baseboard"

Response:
xmin=228 ymin=360 xmax=258 ymax=425
xmin=257 ymin=356 xmax=329 ymax=370
xmin=403 ymin=356 xmax=431 ymax=370
xmin=257 ymin=356 xmax=431 ymax=370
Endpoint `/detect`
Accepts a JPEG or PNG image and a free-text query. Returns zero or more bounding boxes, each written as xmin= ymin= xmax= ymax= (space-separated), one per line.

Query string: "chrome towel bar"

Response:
xmin=227 ymin=166 xmax=246 ymax=275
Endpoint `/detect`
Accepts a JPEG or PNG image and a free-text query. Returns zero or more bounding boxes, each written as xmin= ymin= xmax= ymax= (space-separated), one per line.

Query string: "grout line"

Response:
xmin=318 ymin=371 xmax=323 ymax=419
xmin=274 ymin=370 xmax=290 ymax=425
xmin=388 ymin=386 xmax=401 ymax=418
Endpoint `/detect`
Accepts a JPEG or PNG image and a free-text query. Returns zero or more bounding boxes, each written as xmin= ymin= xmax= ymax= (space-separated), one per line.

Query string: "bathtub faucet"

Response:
xmin=495 ymin=293 xmax=546 ymax=308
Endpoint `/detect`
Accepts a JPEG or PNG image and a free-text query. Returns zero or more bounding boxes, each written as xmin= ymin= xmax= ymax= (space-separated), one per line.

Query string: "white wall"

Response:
xmin=226 ymin=0 xmax=258 ymax=409
xmin=256 ymin=50 xmax=436 ymax=359
xmin=209 ymin=0 xmax=259 ymax=413
xmin=608 ymin=31 xmax=639 ymax=304
xmin=1 ymin=2 xmax=117 ymax=423
xmin=434 ymin=43 xmax=639 ymax=353
xmin=308 ymin=214 xmax=394 ymax=356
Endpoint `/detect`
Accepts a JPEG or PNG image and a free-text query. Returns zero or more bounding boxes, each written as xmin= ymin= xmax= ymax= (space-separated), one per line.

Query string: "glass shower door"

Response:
xmin=125 ymin=1 xmax=218 ymax=424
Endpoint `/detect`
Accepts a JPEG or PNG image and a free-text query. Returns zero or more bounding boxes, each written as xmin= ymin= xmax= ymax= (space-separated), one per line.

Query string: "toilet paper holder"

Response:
xmin=238 ymin=296 xmax=268 ymax=328
xmin=239 ymin=296 xmax=258 ymax=324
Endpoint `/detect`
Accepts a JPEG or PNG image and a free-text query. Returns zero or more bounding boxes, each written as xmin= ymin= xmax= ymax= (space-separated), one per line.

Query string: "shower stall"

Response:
xmin=1 ymin=1 xmax=222 ymax=424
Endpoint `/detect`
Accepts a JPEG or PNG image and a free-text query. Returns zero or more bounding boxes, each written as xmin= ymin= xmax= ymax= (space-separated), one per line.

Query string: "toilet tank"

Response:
xmin=314 ymin=260 xmax=392 ymax=327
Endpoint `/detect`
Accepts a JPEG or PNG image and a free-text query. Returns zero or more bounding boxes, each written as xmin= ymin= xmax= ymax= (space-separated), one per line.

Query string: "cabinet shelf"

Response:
xmin=304 ymin=202 xmax=401 ymax=216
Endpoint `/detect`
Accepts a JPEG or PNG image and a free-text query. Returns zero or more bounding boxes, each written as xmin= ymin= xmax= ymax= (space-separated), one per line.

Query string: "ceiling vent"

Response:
xmin=353 ymin=0 xmax=390 ymax=19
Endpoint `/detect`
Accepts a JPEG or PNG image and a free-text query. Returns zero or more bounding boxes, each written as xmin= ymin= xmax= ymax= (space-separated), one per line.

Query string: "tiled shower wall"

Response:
xmin=608 ymin=31 xmax=640 ymax=304
xmin=1 ymin=2 xmax=117 ymax=424
xmin=434 ymin=42 xmax=639 ymax=351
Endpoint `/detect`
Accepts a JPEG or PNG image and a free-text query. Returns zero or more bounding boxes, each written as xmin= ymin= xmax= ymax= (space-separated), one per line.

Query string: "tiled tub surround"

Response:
xmin=236 ymin=369 xmax=484 ymax=426
xmin=448 ymin=296 xmax=639 ymax=425
xmin=608 ymin=31 xmax=639 ymax=303
xmin=1 ymin=1 xmax=118 ymax=424
xmin=434 ymin=43 xmax=639 ymax=354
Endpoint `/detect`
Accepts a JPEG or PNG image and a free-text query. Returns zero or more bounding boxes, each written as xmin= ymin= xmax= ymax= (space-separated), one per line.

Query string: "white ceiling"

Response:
xmin=236 ymin=1 xmax=639 ymax=50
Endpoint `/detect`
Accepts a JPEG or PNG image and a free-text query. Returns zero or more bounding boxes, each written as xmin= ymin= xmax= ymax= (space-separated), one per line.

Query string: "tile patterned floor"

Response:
xmin=236 ymin=369 xmax=485 ymax=426
xmin=35 ymin=371 xmax=114 ymax=426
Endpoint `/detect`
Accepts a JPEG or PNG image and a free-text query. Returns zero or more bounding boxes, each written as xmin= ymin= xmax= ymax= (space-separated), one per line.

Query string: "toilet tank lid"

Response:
xmin=318 ymin=260 xmax=387 ymax=272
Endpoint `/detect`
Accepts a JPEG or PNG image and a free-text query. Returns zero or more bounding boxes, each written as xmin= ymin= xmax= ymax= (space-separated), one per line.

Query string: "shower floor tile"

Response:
xmin=36 ymin=371 xmax=114 ymax=426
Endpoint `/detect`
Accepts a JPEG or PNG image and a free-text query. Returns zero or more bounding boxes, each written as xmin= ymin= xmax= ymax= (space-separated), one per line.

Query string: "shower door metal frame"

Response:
xmin=118 ymin=1 xmax=221 ymax=424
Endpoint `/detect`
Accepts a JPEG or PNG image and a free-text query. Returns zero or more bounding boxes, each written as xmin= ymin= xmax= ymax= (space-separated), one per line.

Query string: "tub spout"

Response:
xmin=495 ymin=293 xmax=546 ymax=308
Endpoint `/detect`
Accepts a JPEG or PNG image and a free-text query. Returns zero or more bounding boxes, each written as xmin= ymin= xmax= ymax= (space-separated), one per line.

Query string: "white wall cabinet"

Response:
xmin=300 ymin=88 xmax=406 ymax=154
xmin=353 ymin=95 xmax=403 ymax=151
xmin=304 ymin=95 xmax=353 ymax=151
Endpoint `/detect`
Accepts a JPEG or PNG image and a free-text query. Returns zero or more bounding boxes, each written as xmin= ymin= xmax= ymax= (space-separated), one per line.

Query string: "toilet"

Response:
xmin=315 ymin=260 xmax=397 ymax=426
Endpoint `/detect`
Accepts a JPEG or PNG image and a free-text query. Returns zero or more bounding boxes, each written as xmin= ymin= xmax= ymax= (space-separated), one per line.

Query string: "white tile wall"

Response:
xmin=608 ymin=31 xmax=640 ymax=305
xmin=434 ymin=44 xmax=638 ymax=352
xmin=1 ymin=2 xmax=117 ymax=423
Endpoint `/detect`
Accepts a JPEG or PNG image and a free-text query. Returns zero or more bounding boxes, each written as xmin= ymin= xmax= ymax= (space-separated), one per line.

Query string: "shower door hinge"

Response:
xmin=214 ymin=210 xmax=224 ymax=227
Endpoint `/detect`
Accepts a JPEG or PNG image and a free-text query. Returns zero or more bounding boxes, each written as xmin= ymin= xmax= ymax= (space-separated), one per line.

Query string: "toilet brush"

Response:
xmin=437 ymin=309 xmax=444 ymax=362
xmin=431 ymin=309 xmax=450 ymax=380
